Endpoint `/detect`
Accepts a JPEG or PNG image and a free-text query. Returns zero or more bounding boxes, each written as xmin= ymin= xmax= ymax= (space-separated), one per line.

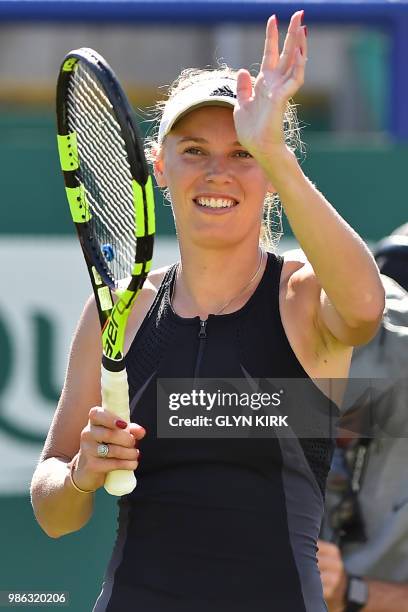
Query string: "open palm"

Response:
xmin=234 ymin=10 xmax=307 ymax=156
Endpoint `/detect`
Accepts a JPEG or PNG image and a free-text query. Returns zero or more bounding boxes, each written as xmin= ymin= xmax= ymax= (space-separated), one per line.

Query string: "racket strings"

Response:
xmin=67 ymin=62 xmax=136 ymax=286
xmin=67 ymin=90 xmax=134 ymax=280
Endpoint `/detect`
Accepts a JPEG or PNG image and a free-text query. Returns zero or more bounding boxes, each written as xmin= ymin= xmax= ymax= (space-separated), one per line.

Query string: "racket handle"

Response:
xmin=101 ymin=364 xmax=137 ymax=496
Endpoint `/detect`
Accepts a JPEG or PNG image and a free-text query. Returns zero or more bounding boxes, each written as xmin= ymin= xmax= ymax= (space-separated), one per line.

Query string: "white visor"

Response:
xmin=158 ymin=76 xmax=238 ymax=143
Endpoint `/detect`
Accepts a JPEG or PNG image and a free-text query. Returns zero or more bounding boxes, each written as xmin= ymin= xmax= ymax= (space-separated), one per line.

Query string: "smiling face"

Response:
xmin=154 ymin=106 xmax=273 ymax=250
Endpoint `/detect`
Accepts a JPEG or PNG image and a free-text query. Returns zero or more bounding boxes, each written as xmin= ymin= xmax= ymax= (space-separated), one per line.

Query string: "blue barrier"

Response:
xmin=0 ymin=0 xmax=407 ymax=23
xmin=1 ymin=0 xmax=407 ymax=139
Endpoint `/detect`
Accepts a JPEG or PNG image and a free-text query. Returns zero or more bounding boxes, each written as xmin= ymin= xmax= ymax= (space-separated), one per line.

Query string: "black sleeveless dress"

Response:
xmin=93 ymin=252 xmax=337 ymax=611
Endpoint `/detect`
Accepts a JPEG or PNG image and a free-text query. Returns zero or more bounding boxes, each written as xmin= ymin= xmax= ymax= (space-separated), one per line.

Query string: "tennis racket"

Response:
xmin=56 ymin=48 xmax=155 ymax=496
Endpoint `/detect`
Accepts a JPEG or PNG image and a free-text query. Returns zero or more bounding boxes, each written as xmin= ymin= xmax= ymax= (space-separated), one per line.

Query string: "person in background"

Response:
xmin=318 ymin=222 xmax=408 ymax=612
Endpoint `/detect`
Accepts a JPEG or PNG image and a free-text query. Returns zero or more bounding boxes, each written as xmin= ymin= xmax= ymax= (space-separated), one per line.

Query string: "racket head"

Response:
xmin=56 ymin=48 xmax=155 ymax=360
xmin=56 ymin=47 xmax=155 ymax=294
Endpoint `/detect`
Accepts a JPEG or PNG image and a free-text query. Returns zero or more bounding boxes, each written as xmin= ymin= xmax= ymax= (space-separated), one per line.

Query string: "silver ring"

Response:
xmin=97 ymin=443 xmax=109 ymax=458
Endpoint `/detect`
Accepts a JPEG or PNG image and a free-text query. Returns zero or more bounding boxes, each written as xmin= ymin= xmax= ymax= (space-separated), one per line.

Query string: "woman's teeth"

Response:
xmin=196 ymin=197 xmax=237 ymax=209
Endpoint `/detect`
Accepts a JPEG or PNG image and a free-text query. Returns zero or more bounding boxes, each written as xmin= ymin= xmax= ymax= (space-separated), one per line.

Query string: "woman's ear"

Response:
xmin=152 ymin=145 xmax=167 ymax=188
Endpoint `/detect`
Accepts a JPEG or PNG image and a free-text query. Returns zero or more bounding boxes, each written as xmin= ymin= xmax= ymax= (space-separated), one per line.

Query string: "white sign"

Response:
xmin=0 ymin=236 xmax=179 ymax=493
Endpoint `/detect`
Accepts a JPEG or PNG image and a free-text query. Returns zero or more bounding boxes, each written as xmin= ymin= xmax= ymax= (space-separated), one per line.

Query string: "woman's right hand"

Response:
xmin=71 ymin=407 xmax=146 ymax=492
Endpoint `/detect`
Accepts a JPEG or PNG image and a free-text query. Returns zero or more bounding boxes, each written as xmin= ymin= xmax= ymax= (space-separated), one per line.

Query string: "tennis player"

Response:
xmin=31 ymin=11 xmax=385 ymax=611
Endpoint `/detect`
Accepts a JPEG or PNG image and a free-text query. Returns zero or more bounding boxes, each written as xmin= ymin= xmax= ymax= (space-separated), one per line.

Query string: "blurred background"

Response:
xmin=1 ymin=1 xmax=407 ymax=609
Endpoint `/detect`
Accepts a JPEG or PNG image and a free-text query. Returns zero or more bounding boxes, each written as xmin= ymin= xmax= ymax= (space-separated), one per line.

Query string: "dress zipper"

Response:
xmin=194 ymin=319 xmax=208 ymax=379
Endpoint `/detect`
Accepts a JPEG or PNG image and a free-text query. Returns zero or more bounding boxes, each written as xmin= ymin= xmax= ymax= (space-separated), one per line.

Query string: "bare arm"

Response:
xmin=234 ymin=11 xmax=385 ymax=348
xmin=30 ymin=456 xmax=96 ymax=539
xmin=30 ymin=297 xmax=101 ymax=537
xmin=317 ymin=540 xmax=408 ymax=612
xmin=362 ymin=580 xmax=408 ymax=612
xmin=266 ymin=150 xmax=384 ymax=346
xmin=30 ymin=296 xmax=144 ymax=538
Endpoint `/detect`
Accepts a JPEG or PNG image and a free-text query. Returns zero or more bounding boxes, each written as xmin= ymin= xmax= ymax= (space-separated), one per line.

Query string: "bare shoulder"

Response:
xmin=280 ymin=248 xmax=317 ymax=296
xmin=279 ymin=248 xmax=320 ymax=332
xmin=71 ymin=293 xmax=102 ymax=350
xmin=145 ymin=265 xmax=172 ymax=291
xmin=70 ymin=266 xmax=172 ymax=356
xmin=124 ymin=265 xmax=172 ymax=352
xmin=281 ymin=247 xmax=308 ymax=266
xmin=135 ymin=265 xmax=171 ymax=305
xmin=279 ymin=249 xmax=352 ymax=379
xmin=74 ymin=264 xmax=170 ymax=336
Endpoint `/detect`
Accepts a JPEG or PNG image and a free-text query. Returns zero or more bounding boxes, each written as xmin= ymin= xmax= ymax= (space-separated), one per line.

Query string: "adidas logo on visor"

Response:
xmin=210 ymin=85 xmax=237 ymax=99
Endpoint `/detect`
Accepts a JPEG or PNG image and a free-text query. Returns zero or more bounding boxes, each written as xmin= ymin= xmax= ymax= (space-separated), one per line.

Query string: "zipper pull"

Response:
xmin=198 ymin=319 xmax=207 ymax=339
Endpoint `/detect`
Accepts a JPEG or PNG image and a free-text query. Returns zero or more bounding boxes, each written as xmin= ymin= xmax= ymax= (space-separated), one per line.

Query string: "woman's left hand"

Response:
xmin=234 ymin=10 xmax=307 ymax=158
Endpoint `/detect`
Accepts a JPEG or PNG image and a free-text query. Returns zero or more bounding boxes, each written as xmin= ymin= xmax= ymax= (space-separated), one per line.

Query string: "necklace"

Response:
xmin=174 ymin=249 xmax=265 ymax=316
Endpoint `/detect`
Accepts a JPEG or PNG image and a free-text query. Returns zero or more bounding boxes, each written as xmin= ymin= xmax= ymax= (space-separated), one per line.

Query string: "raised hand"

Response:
xmin=234 ymin=10 xmax=307 ymax=157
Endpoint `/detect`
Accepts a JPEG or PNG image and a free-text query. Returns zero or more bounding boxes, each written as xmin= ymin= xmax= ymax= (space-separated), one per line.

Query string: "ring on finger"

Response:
xmin=97 ymin=443 xmax=109 ymax=458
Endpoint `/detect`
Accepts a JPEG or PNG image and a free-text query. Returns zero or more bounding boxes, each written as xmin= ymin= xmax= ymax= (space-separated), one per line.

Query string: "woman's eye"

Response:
xmin=234 ymin=150 xmax=252 ymax=159
xmin=184 ymin=147 xmax=203 ymax=156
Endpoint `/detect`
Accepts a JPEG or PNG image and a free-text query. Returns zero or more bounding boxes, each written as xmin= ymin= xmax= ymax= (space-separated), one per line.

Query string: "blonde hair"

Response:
xmin=145 ymin=66 xmax=303 ymax=251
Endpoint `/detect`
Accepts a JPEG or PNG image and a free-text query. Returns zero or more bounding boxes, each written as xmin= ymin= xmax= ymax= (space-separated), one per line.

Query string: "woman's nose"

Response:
xmin=204 ymin=157 xmax=233 ymax=183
